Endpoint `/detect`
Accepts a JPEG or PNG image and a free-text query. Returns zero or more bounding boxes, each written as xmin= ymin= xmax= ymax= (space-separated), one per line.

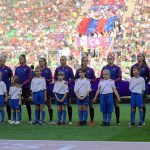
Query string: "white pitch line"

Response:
xmin=57 ymin=145 xmax=76 ymax=150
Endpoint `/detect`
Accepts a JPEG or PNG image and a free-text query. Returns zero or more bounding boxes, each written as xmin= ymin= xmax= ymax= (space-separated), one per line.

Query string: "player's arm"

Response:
xmin=4 ymin=92 xmax=8 ymax=102
xmin=19 ymin=94 xmax=22 ymax=105
xmin=44 ymin=90 xmax=47 ymax=102
xmin=93 ymin=87 xmax=100 ymax=102
xmin=74 ymin=91 xmax=82 ymax=100
xmin=60 ymin=93 xmax=67 ymax=102
xmin=54 ymin=93 xmax=61 ymax=102
xmin=112 ymin=87 xmax=120 ymax=102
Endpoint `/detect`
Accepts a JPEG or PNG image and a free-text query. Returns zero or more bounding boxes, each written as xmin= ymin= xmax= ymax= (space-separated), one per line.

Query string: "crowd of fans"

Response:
xmin=0 ymin=0 xmax=149 ymax=79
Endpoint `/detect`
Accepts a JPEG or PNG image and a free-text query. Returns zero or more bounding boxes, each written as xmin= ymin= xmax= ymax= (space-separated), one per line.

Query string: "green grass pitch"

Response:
xmin=0 ymin=104 xmax=150 ymax=141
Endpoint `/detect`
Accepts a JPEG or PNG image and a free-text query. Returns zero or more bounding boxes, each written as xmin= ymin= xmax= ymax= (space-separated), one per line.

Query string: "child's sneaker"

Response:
xmin=61 ymin=122 xmax=66 ymax=125
xmin=107 ymin=122 xmax=111 ymax=126
xmin=101 ymin=121 xmax=107 ymax=126
xmin=10 ymin=121 xmax=15 ymax=124
xmin=129 ymin=122 xmax=135 ymax=127
xmin=56 ymin=121 xmax=61 ymax=125
xmin=15 ymin=121 xmax=21 ymax=125
xmin=83 ymin=121 xmax=87 ymax=126
xmin=8 ymin=120 xmax=12 ymax=124
xmin=138 ymin=122 xmax=143 ymax=128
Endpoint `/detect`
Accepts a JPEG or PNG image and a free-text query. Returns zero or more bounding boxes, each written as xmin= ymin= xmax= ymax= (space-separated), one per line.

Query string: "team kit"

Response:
xmin=0 ymin=53 xmax=149 ymax=127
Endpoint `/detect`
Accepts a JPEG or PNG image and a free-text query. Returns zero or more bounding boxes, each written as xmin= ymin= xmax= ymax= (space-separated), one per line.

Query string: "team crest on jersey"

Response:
xmin=5 ymin=70 xmax=8 ymax=73
xmin=142 ymin=68 xmax=145 ymax=70
xmin=45 ymin=70 xmax=48 ymax=73
xmin=113 ymin=68 xmax=116 ymax=71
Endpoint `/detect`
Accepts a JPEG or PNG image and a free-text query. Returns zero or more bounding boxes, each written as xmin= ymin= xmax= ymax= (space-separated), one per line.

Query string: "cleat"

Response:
xmin=142 ymin=122 xmax=145 ymax=126
xmin=8 ymin=120 xmax=12 ymax=124
xmin=56 ymin=121 xmax=61 ymax=125
xmin=107 ymin=122 xmax=111 ymax=126
xmin=101 ymin=121 xmax=107 ymax=126
xmin=28 ymin=120 xmax=33 ymax=124
xmin=69 ymin=121 xmax=72 ymax=125
xmin=129 ymin=122 xmax=135 ymax=127
xmin=15 ymin=121 xmax=21 ymax=125
xmin=90 ymin=121 xmax=94 ymax=126
xmin=138 ymin=123 xmax=143 ymax=128
xmin=61 ymin=122 xmax=66 ymax=125
xmin=10 ymin=121 xmax=16 ymax=124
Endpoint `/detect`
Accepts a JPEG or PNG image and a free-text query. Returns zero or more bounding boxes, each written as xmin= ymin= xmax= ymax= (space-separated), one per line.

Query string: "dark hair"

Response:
xmin=19 ymin=54 xmax=26 ymax=60
xmin=133 ymin=66 xmax=140 ymax=72
xmin=30 ymin=65 xmax=34 ymax=70
xmin=78 ymin=67 xmax=87 ymax=78
xmin=81 ymin=56 xmax=88 ymax=67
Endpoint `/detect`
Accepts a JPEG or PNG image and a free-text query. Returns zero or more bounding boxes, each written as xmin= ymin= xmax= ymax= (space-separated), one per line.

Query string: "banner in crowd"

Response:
xmin=76 ymin=36 xmax=111 ymax=48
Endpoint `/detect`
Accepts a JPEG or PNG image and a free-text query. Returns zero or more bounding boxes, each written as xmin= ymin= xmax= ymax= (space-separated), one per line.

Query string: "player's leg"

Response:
xmin=23 ymin=88 xmax=32 ymax=123
xmin=67 ymin=93 xmax=72 ymax=125
xmin=6 ymin=101 xmax=11 ymax=123
xmin=46 ymin=92 xmax=53 ymax=124
xmin=62 ymin=105 xmax=66 ymax=124
xmin=142 ymin=92 xmax=147 ymax=125
xmin=0 ymin=106 xmax=5 ymax=123
xmin=83 ymin=105 xmax=88 ymax=126
xmin=40 ymin=104 xmax=45 ymax=124
xmin=114 ymin=93 xmax=120 ymax=125
xmin=57 ymin=105 xmax=61 ymax=125
xmin=89 ymin=97 xmax=94 ymax=126
xmin=138 ymin=107 xmax=143 ymax=127
xmin=130 ymin=107 xmax=136 ymax=126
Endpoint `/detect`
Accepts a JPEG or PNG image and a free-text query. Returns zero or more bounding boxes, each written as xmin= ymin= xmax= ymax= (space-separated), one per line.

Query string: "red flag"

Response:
xmin=78 ymin=18 xmax=91 ymax=35
xmin=95 ymin=19 xmax=107 ymax=33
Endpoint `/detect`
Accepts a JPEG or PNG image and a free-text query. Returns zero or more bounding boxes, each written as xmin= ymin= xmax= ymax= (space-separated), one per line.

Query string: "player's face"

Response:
xmin=133 ymin=69 xmax=139 ymax=76
xmin=19 ymin=56 xmax=26 ymax=64
xmin=0 ymin=59 xmax=4 ymax=67
xmin=103 ymin=72 xmax=109 ymax=79
xmin=60 ymin=56 xmax=66 ymax=66
xmin=82 ymin=57 xmax=88 ymax=66
xmin=107 ymin=56 xmax=114 ymax=65
xmin=39 ymin=59 xmax=45 ymax=67
xmin=137 ymin=53 xmax=144 ymax=62
xmin=35 ymin=68 xmax=41 ymax=76
xmin=79 ymin=71 xmax=85 ymax=78
xmin=57 ymin=75 xmax=64 ymax=81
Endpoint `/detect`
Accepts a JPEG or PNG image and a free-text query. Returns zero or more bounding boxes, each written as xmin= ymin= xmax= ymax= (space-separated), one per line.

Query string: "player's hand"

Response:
xmin=64 ymin=81 xmax=68 ymax=85
xmin=19 ymin=101 xmax=22 ymax=105
xmin=93 ymin=98 xmax=96 ymax=103
xmin=44 ymin=97 xmax=47 ymax=102
xmin=118 ymin=97 xmax=121 ymax=102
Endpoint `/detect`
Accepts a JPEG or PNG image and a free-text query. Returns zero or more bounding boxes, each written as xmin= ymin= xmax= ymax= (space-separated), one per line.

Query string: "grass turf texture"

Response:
xmin=0 ymin=104 xmax=150 ymax=141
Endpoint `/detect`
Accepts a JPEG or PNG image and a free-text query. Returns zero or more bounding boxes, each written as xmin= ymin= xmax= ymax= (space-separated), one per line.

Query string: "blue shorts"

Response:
xmin=55 ymin=93 xmax=67 ymax=106
xmin=0 ymin=95 xmax=5 ymax=106
xmin=33 ymin=91 xmax=44 ymax=105
xmin=130 ymin=93 xmax=143 ymax=108
xmin=77 ymin=96 xmax=89 ymax=106
xmin=100 ymin=93 xmax=114 ymax=113
xmin=10 ymin=99 xmax=19 ymax=109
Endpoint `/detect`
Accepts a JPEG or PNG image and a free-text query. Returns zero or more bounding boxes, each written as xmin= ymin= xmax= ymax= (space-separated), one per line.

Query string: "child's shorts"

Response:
xmin=130 ymin=93 xmax=143 ymax=108
xmin=55 ymin=93 xmax=67 ymax=106
xmin=33 ymin=91 xmax=44 ymax=105
xmin=10 ymin=99 xmax=19 ymax=109
xmin=77 ymin=96 xmax=89 ymax=106
xmin=0 ymin=95 xmax=5 ymax=106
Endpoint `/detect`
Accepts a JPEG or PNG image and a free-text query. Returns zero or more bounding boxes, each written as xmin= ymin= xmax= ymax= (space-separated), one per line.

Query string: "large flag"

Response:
xmin=87 ymin=19 xmax=99 ymax=34
xmin=104 ymin=16 xmax=117 ymax=31
xmin=95 ymin=19 xmax=107 ymax=33
xmin=78 ymin=18 xmax=91 ymax=35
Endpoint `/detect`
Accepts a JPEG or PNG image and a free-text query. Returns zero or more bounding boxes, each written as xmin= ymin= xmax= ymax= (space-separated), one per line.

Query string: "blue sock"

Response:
xmin=103 ymin=112 xmax=107 ymax=123
xmin=83 ymin=110 xmax=88 ymax=121
xmin=139 ymin=110 xmax=143 ymax=124
xmin=131 ymin=110 xmax=135 ymax=124
xmin=57 ymin=111 xmax=61 ymax=122
xmin=17 ymin=112 xmax=21 ymax=121
xmin=13 ymin=111 xmax=16 ymax=122
xmin=1 ymin=109 xmax=4 ymax=122
xmin=41 ymin=110 xmax=45 ymax=122
xmin=62 ymin=110 xmax=66 ymax=123
xmin=107 ymin=112 xmax=112 ymax=123
xmin=35 ymin=109 xmax=39 ymax=122
xmin=78 ymin=110 xmax=83 ymax=122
